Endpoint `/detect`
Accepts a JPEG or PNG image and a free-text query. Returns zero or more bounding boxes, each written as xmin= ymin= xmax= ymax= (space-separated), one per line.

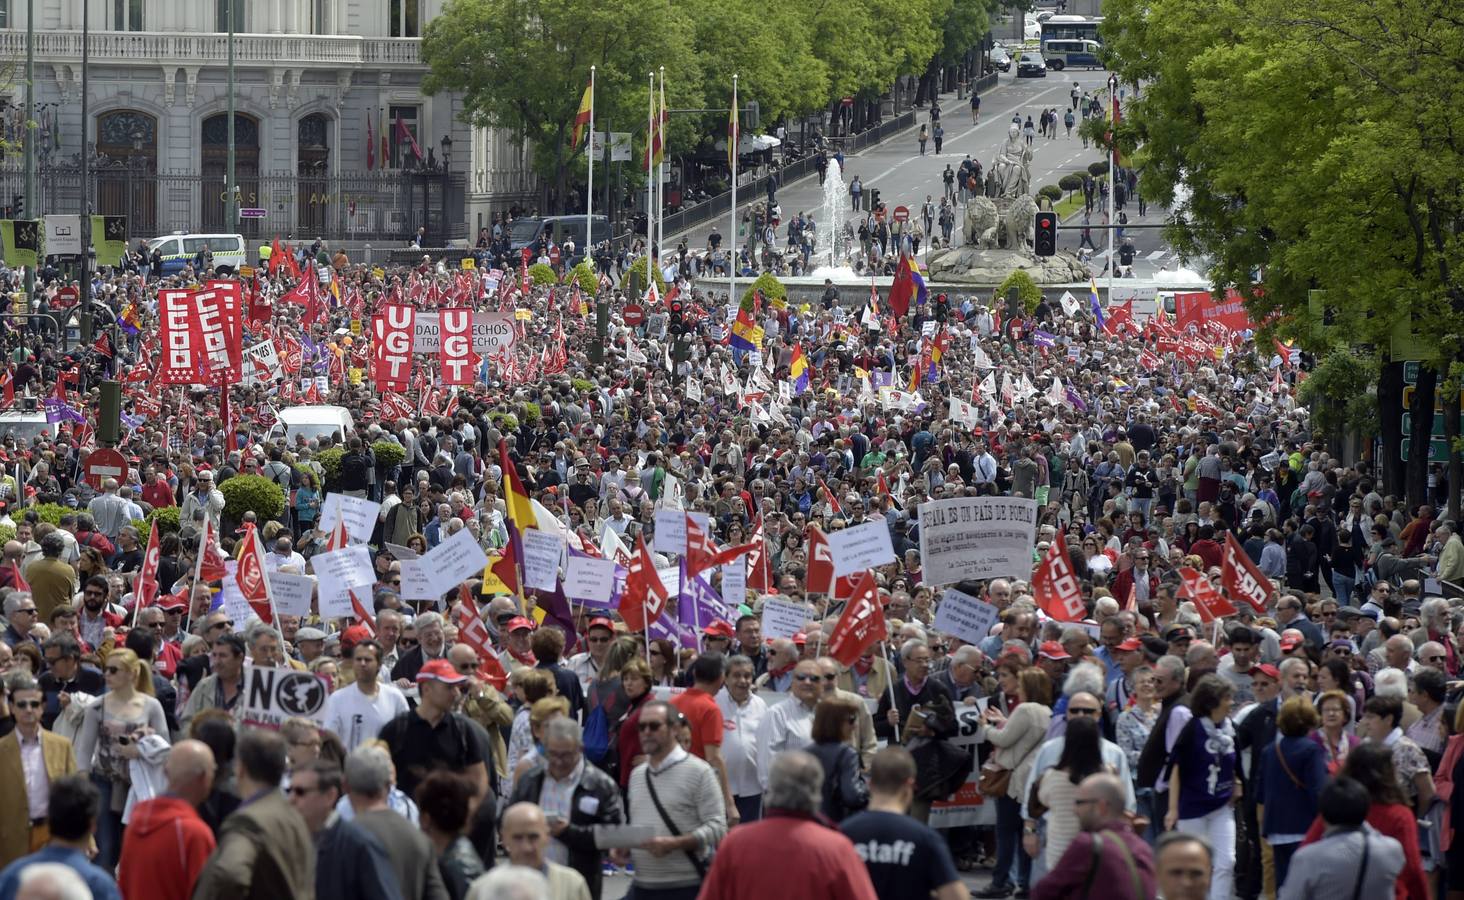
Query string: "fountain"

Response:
xmin=809 ymin=156 xmax=858 ymax=281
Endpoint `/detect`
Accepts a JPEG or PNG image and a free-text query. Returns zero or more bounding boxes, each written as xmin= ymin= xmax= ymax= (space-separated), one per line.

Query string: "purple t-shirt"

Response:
xmin=1174 ymin=716 xmax=1236 ymax=819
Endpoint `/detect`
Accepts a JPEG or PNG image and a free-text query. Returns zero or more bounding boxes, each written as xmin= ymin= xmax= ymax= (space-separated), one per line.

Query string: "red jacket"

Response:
xmin=1031 ymin=820 xmax=1156 ymax=900
xmin=699 ymin=811 xmax=878 ymax=900
xmin=116 ymin=795 xmax=216 ymax=900
xmin=1303 ymin=802 xmax=1427 ymax=900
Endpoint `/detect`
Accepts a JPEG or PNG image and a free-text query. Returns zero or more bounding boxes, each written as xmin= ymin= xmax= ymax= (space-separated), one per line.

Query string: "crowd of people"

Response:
xmin=0 ymin=228 xmax=1461 ymax=900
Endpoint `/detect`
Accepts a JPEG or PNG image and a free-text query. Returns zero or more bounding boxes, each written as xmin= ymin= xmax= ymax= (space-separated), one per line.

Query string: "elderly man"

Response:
xmin=0 ymin=675 xmax=79 ymax=870
xmin=1409 ymin=597 xmax=1457 ymax=676
xmin=38 ymin=635 xmax=103 ymax=730
xmin=1032 ymin=773 xmax=1156 ymax=900
xmin=701 ymin=751 xmax=878 ymax=900
xmin=935 ymin=645 xmax=987 ymax=705
xmin=86 ymin=478 xmax=131 ymax=542
xmin=755 ymin=660 xmax=823 ymax=790
xmin=180 ymin=470 xmax=225 ymax=530
xmin=23 ymin=533 xmax=75 ymax=623
xmin=565 ymin=616 xmax=616 ymax=693
xmin=507 ymin=718 xmax=623 ymax=899
xmin=471 ymin=804 xmax=591 ymax=900
xmin=288 ymin=758 xmax=401 ymax=900
xmin=1 ymin=592 xmax=39 ymax=650
xmin=717 ymin=654 xmax=769 ymax=823
xmin=267 ymin=536 xmax=307 ymax=572
xmin=391 ymin=610 xmax=449 ymax=683
xmin=347 ymin=747 xmax=449 ymax=900
xmin=755 ymin=638 xmax=800 ymax=692
xmin=116 ymin=741 xmax=218 ymax=900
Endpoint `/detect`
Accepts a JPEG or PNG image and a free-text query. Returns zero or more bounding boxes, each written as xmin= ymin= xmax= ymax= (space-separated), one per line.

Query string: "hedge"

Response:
xmin=1088 ymin=160 xmax=1110 ymax=178
xmin=528 ymin=263 xmax=558 ymax=286
xmin=1058 ymin=174 xmax=1084 ymax=194
xmin=219 ymin=474 xmax=287 ymax=522
xmin=570 ymin=378 xmax=595 ymax=393
xmin=568 ymin=261 xmax=598 ymax=293
xmin=371 ymin=440 xmax=405 ymax=468
xmin=996 ymin=269 xmax=1043 ymax=315
xmin=740 ymin=272 xmax=787 ymax=309
xmin=1038 ymin=185 xmax=1063 ymax=203
xmin=314 ymin=447 xmax=344 ymax=484
xmin=143 ymin=505 xmax=181 ymax=537
xmin=626 ymin=256 xmax=667 ymax=297
xmin=30 ymin=503 xmax=70 ymax=526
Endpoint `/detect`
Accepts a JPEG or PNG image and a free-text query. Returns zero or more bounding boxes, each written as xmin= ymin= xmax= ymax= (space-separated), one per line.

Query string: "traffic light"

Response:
xmin=870 ymin=188 xmax=881 ymax=212
xmin=669 ymin=296 xmax=685 ymax=336
xmin=1034 ymin=211 xmax=1057 ymax=256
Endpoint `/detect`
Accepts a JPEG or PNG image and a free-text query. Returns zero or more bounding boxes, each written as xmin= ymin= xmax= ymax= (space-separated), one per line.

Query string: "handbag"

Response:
xmin=977 ymin=760 xmax=1011 ymax=798
xmin=643 ymin=767 xmax=708 ymax=878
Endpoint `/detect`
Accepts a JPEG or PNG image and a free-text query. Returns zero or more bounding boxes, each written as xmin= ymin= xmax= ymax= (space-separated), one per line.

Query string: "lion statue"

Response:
xmin=1001 ymin=194 xmax=1039 ymax=252
xmin=964 ymin=197 xmax=999 ymax=250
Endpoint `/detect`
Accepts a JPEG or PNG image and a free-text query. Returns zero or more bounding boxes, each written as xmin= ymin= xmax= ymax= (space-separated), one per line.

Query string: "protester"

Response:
xmin=0 ymin=775 xmax=121 ymax=900
xmin=0 ymin=676 xmax=78 ymax=870
xmin=115 ymin=740 xmax=218 ymax=900
xmin=475 ymin=803 xmax=591 ymax=900
xmin=289 ymin=758 xmax=402 ymax=900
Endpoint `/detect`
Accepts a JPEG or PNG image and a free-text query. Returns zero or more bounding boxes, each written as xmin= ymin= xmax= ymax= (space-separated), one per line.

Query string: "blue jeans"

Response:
xmin=993 ymin=793 xmax=1031 ymax=889
xmin=1332 ymin=573 xmax=1356 ymax=605
xmin=91 ymin=774 xmax=124 ymax=873
xmin=735 ymin=794 xmax=763 ymax=824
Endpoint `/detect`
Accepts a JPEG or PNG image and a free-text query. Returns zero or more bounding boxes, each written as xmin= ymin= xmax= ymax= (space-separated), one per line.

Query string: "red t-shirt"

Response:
xmin=671 ymin=686 xmax=724 ymax=760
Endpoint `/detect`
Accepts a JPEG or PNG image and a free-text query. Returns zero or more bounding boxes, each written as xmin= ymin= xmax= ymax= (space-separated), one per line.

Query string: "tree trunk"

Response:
xmin=1380 ymin=360 xmax=1405 ymax=497
xmin=1446 ymin=365 xmax=1462 ymax=523
xmin=1407 ymin=363 xmax=1437 ymax=510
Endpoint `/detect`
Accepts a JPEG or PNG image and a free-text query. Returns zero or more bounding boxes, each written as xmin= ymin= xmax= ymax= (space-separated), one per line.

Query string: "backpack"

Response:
xmin=583 ymin=703 xmax=612 ymax=765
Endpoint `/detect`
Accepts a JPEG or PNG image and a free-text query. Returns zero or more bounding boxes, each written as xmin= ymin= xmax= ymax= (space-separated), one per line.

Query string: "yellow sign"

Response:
xmin=514 ymin=309 xmax=533 ymax=321
xmin=12 ymin=292 xmax=27 ymax=314
xmin=461 ymin=258 xmax=476 ymax=270
xmin=239 ymin=265 xmax=255 ymax=278
xmin=372 ymin=267 xmax=386 ymax=280
xmin=348 ymin=368 xmax=363 ymax=385
xmin=350 ymin=319 xmax=362 ymax=335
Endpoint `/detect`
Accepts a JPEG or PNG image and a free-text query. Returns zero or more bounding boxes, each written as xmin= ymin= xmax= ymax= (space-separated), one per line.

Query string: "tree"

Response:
xmin=421 ymin=0 xmax=701 ymax=210
xmin=1100 ymin=0 xmax=1464 ymax=512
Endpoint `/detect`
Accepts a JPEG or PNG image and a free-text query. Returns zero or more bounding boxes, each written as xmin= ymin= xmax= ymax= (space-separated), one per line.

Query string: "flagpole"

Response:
xmin=729 ymin=74 xmax=738 ymax=312
xmin=657 ymin=66 xmax=666 ymax=266
xmin=1106 ymin=73 xmax=1117 ymax=310
xmin=882 ymin=639 xmax=902 ymax=743
xmin=646 ymin=71 xmax=655 ymax=278
xmin=586 ymin=66 xmax=595 ymax=265
xmin=184 ymin=520 xmax=208 ymax=636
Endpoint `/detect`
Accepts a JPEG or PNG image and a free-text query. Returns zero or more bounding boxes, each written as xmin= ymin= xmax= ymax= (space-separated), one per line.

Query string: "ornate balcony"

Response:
xmin=0 ymin=30 xmax=423 ymax=69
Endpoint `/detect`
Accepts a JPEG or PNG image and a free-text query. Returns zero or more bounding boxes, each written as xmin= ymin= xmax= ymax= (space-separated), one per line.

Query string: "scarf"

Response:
xmin=1430 ymin=629 xmax=1459 ymax=676
xmin=853 ymin=656 xmax=874 ymax=676
xmin=768 ymin=660 xmax=797 ymax=680
xmin=508 ymin=647 xmax=537 ymax=668
xmin=903 ymin=675 xmax=927 ymax=696
xmin=1198 ymin=714 xmax=1234 ymax=758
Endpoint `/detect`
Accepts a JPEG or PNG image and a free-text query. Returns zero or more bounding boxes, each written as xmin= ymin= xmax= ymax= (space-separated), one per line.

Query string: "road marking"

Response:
xmin=1145 ymin=249 xmax=1168 ymax=261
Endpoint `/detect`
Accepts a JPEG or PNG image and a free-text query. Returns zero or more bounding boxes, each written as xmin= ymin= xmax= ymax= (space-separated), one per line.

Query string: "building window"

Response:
xmin=309 ymin=0 xmax=327 ymax=34
xmin=113 ymin=0 xmax=142 ymax=31
xmin=216 ymin=0 xmax=246 ymax=32
xmin=389 ymin=0 xmax=420 ymax=37
xmin=388 ymin=105 xmax=422 ymax=169
xmin=0 ymin=2 xmax=10 ymax=29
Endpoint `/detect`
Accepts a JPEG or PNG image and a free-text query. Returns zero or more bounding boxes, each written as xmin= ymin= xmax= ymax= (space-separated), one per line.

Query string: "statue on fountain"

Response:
xmin=925 ymin=123 xmax=1088 ymax=284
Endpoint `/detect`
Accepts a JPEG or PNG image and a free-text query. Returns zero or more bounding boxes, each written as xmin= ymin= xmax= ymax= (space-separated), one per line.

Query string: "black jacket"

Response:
xmin=1136 ymin=691 xmax=1188 ymax=790
xmin=315 ymin=818 xmax=405 ymax=900
xmin=807 ymin=740 xmax=869 ymax=822
xmin=509 ymin=758 xmax=624 ymax=900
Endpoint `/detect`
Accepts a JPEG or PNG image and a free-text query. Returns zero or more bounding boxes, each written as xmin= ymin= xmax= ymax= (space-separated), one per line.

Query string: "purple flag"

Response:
xmin=43 ymin=399 xmax=85 ymax=425
xmin=529 ymin=583 xmax=577 ymax=649
xmin=678 ymin=573 xmax=733 ymax=632
xmin=1065 ymin=386 xmax=1088 ymax=412
xmin=1033 ymin=329 xmax=1056 ymax=348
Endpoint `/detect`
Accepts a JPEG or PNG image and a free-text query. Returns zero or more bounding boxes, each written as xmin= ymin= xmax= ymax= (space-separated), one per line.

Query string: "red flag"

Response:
xmin=805 ymin=525 xmax=859 ymax=597
xmin=268 ymin=237 xmax=284 ymax=275
xmin=618 ymin=535 xmax=670 ymax=632
xmin=1221 ymin=532 xmax=1272 ymax=614
xmin=0 ymin=368 xmax=12 ymax=408
xmin=685 ymin=515 xmax=719 ymax=580
xmin=1123 ymin=580 xmax=1138 ymax=614
xmin=744 ymin=515 xmax=773 ymax=593
xmin=451 ymin=591 xmax=509 ymax=690
xmin=1178 ymin=566 xmax=1237 ymax=624
xmin=1032 ymin=538 xmax=1086 ymax=622
xmin=196 ymin=521 xmax=229 ymax=583
xmin=817 ymin=475 xmax=842 ymax=516
xmin=234 ymin=523 xmax=274 ymax=624
xmin=886 ymin=255 xmax=914 ymax=319
xmin=283 ymin=245 xmax=302 ymax=280
xmin=92 ymin=332 xmax=113 ymax=358
xmin=826 ymin=570 xmax=889 ymax=666
xmin=133 ymin=520 xmax=161 ymax=609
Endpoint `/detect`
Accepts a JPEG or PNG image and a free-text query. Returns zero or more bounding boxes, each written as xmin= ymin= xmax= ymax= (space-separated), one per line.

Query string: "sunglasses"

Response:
xmin=12 ymin=700 xmax=42 ymax=710
xmin=1068 ymin=707 xmax=1101 ymax=717
xmin=1424 ymin=655 xmax=1446 ymax=663
xmin=13 ymin=607 xmax=36 ymax=615
xmin=793 ymin=674 xmax=820 ymax=683
xmin=287 ymin=785 xmax=323 ymax=797
xmin=398 ymin=638 xmax=419 ymax=648
xmin=637 ymin=721 xmax=666 ymax=732
xmin=210 ymin=621 xmax=235 ymax=630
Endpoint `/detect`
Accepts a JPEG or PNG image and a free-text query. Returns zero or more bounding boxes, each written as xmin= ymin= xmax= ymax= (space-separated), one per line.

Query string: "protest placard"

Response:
xmin=270 ymin=572 xmax=315 ymax=618
xmin=651 ymin=509 xmax=711 ymax=555
xmin=917 ymin=497 xmax=1038 ymax=585
xmin=760 ymin=597 xmax=809 ymax=640
xmin=565 ymin=555 xmax=617 ymax=603
xmin=522 ymin=529 xmax=565 ymax=592
xmin=311 ymin=544 xmax=374 ymax=615
xmin=242 ymin=665 xmax=328 ymax=728
xmin=318 ymin=494 xmax=382 ymax=544
xmin=932 ymin=589 xmax=1001 ymax=646
xmin=418 ymin=528 xmax=491 ymax=596
xmin=826 ymin=520 xmax=897 ymax=576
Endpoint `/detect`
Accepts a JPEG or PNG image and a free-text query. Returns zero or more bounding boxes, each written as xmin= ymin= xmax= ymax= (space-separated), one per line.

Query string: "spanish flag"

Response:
xmin=572 ymin=79 xmax=593 ymax=148
xmin=790 ymin=345 xmax=809 ymax=395
xmin=730 ymin=290 xmax=764 ymax=352
xmin=497 ymin=438 xmax=534 ymax=535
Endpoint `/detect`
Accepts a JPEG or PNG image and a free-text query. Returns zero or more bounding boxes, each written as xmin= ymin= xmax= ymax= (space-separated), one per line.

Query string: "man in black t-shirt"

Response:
xmin=840 ymin=747 xmax=965 ymax=900
xmin=377 ymin=658 xmax=489 ymax=799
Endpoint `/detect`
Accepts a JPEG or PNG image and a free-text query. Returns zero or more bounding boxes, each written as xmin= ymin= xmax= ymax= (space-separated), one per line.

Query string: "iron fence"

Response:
xmin=2 ymin=164 xmax=467 ymax=245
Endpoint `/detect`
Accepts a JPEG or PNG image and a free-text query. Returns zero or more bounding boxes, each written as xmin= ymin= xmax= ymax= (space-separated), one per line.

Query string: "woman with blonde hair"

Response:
xmin=512 ymin=696 xmax=571 ymax=785
xmin=74 ymin=647 xmax=170 ymax=872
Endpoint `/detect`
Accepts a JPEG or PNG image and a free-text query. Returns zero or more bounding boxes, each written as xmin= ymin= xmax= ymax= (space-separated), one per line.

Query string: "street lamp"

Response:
xmin=440 ymin=134 xmax=452 ymax=171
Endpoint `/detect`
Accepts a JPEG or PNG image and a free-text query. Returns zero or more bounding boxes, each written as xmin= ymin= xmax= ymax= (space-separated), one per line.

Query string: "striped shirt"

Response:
xmin=627 ymin=747 xmax=727 ymax=888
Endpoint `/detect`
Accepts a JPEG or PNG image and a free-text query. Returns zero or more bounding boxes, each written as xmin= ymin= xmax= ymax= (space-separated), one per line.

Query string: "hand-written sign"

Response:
xmin=932 ymin=589 xmax=1001 ymax=646
xmin=917 ymin=497 xmax=1037 ymax=585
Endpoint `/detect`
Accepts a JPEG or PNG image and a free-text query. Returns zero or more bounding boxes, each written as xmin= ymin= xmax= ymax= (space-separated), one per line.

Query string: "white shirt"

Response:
xmin=565 ymin=651 xmax=602 ymax=695
xmin=18 ymin=730 xmax=49 ymax=819
xmin=754 ymin=696 xmax=815 ymax=790
xmin=716 ymin=688 xmax=768 ymax=798
xmin=267 ymin=550 xmax=307 ymax=572
xmin=321 ymin=680 xmax=410 ymax=750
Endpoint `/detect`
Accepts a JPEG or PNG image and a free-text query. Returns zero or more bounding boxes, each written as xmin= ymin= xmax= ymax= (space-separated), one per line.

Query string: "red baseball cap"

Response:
xmin=505 ymin=616 xmax=535 ymax=633
xmin=1279 ymin=635 xmax=1302 ymax=651
xmin=1253 ymin=664 xmax=1281 ymax=681
xmin=792 ymin=632 xmax=808 ymax=646
xmin=340 ymin=624 xmax=373 ymax=653
xmin=703 ymin=620 xmax=735 ymax=639
xmin=416 ymin=658 xmax=468 ymax=685
xmin=1115 ymin=637 xmax=1143 ymax=652
xmin=157 ymin=594 xmax=189 ymax=611
xmin=586 ymin=616 xmax=615 ymax=633
xmin=1038 ymin=641 xmax=1071 ymax=660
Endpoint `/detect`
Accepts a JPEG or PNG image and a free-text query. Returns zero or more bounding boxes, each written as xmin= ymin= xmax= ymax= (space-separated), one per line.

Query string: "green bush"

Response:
xmin=528 ymin=263 xmax=558 ymax=286
xmin=570 ymin=378 xmax=595 ymax=393
xmin=519 ymin=402 xmax=542 ymax=427
xmin=626 ymin=256 xmax=667 ymax=297
xmin=568 ymin=261 xmax=598 ymax=293
xmin=1088 ymin=161 xmax=1110 ymax=178
xmin=1058 ymin=174 xmax=1084 ymax=194
xmin=996 ymin=269 xmax=1044 ymax=315
xmin=488 ymin=411 xmax=519 ymax=433
xmin=740 ymin=271 xmax=787 ymax=309
xmin=314 ymin=447 xmax=344 ymax=483
xmin=0 ymin=524 xmax=13 ymax=545
xmin=1038 ymin=185 xmax=1063 ymax=203
xmin=30 ymin=503 xmax=70 ymax=526
xmin=371 ymin=440 xmax=405 ymax=468
xmin=143 ymin=505 xmax=182 ymax=537
xmin=219 ymin=474 xmax=286 ymax=522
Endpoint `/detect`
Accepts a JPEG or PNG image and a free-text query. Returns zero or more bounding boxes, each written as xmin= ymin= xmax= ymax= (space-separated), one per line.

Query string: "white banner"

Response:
xmin=242 ymin=339 xmax=283 ymax=387
xmin=44 ymin=215 xmax=83 ymax=256
xmin=396 ymin=558 xmax=437 ymax=602
xmin=917 ymin=497 xmax=1038 ymax=585
xmin=269 ymin=571 xmax=316 ymax=618
xmin=759 ymin=598 xmax=809 ymax=640
xmin=651 ymin=509 xmax=711 ymax=555
xmin=720 ymin=559 xmax=746 ymax=610
xmin=564 ymin=555 xmax=617 ymax=603
xmin=932 ymin=588 xmax=1001 ymax=646
xmin=242 ymin=665 xmax=329 ymax=728
xmin=318 ymin=494 xmax=382 ymax=545
xmin=949 ymin=397 xmax=982 ymax=430
xmin=826 ymin=520 xmax=897 ymax=577
xmin=417 ymin=528 xmax=490 ymax=597
xmin=310 ymin=544 xmax=375 ymax=612
xmin=412 ymin=311 xmax=518 ymax=356
xmin=522 ymin=528 xmax=566 ymax=592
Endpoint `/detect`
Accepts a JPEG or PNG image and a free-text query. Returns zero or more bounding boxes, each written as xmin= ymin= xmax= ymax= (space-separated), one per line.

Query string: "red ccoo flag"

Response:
xmin=234 ymin=523 xmax=275 ymax=624
xmin=1221 ymin=532 xmax=1273 ymax=615
xmin=817 ymin=476 xmax=842 ymax=516
xmin=1032 ymin=538 xmax=1086 ymax=622
xmin=1178 ymin=566 xmax=1237 ymax=624
xmin=826 ymin=570 xmax=889 ymax=666
xmin=133 ymin=520 xmax=161 ymax=609
xmin=196 ymin=521 xmax=229 ymax=583
xmin=619 ymin=535 xmax=670 ymax=632
xmin=451 ymin=590 xmax=509 ymax=690
xmin=744 ymin=514 xmax=773 ymax=593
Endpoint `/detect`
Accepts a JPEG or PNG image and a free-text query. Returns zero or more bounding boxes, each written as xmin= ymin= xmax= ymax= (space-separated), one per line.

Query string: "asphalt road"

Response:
xmin=673 ymin=69 xmax=1190 ymax=280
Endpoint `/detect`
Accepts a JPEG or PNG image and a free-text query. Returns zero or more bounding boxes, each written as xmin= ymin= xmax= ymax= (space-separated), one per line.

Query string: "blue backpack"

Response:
xmin=583 ymin=703 xmax=612 ymax=764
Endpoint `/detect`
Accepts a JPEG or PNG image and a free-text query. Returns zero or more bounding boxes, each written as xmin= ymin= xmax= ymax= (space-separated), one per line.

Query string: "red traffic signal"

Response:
xmin=1034 ymin=211 xmax=1058 ymax=257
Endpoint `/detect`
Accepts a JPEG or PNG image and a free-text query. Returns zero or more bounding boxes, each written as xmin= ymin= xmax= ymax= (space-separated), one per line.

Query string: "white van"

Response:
xmin=1043 ymin=39 xmax=1104 ymax=70
xmin=147 ymin=232 xmax=248 ymax=276
xmin=0 ymin=411 xmax=52 ymax=444
xmin=270 ymin=405 xmax=356 ymax=445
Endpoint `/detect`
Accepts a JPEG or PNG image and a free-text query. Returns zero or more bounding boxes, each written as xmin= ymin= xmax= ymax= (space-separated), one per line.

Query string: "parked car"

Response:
xmin=1017 ymin=52 xmax=1048 ymax=77
xmin=988 ymin=47 xmax=1012 ymax=73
